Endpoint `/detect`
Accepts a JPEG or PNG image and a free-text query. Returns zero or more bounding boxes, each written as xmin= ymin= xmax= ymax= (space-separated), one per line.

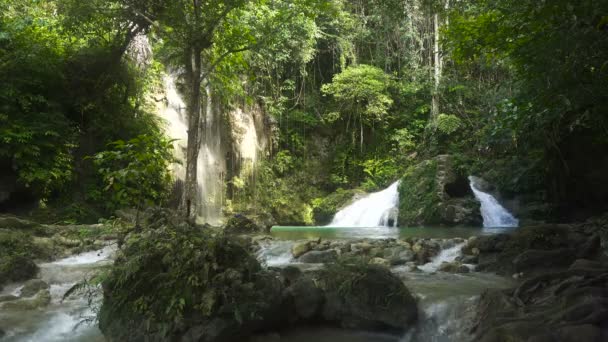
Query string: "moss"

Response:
xmin=398 ymin=159 xmax=442 ymax=226
xmin=312 ymin=188 xmax=364 ymax=225
xmin=0 ymin=231 xmax=40 ymax=288
xmin=98 ymin=210 xmax=271 ymax=340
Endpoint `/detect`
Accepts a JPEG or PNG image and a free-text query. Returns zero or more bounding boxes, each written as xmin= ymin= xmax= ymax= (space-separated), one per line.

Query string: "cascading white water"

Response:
xmin=468 ymin=176 xmax=518 ymax=228
xmin=0 ymin=245 xmax=116 ymax=341
xmin=418 ymin=242 xmax=466 ymax=273
xmin=327 ymin=181 xmax=400 ymax=227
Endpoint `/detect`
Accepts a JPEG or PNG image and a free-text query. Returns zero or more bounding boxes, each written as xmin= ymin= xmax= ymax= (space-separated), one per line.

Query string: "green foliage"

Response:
xmin=359 ymin=157 xmax=400 ymax=191
xmin=98 ymin=211 xmax=265 ymax=338
xmin=312 ymin=188 xmax=363 ymax=225
xmin=91 ymin=135 xmax=175 ymax=213
xmin=321 ymin=64 xmax=393 ymax=125
xmin=398 ymin=159 xmax=441 ymax=226
xmin=435 ymin=114 xmax=462 ymax=135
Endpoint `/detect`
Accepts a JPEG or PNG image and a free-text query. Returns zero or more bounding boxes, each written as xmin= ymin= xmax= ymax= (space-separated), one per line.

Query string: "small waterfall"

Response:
xmin=468 ymin=176 xmax=518 ymax=228
xmin=418 ymin=242 xmax=465 ymax=273
xmin=327 ymin=181 xmax=400 ymax=227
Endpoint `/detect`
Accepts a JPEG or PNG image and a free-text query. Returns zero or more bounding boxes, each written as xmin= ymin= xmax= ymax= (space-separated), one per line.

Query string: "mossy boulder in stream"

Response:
xmin=398 ymin=155 xmax=481 ymax=226
xmin=0 ymin=231 xmax=39 ymax=289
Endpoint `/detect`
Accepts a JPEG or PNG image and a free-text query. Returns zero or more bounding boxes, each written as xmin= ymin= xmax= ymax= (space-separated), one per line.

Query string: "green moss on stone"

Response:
xmin=398 ymin=159 xmax=442 ymax=226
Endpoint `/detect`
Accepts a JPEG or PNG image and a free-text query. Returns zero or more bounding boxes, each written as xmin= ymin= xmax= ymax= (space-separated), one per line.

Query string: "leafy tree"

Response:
xmin=321 ymin=64 xmax=393 ymax=151
xmin=92 ymin=135 xmax=175 ymax=225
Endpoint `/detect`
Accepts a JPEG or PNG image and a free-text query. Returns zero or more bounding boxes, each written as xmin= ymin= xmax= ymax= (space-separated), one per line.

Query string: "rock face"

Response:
xmin=467 ymin=217 xmax=608 ymax=342
xmin=398 ymin=155 xmax=482 ymax=227
xmin=473 ymin=265 xmax=608 ymax=342
xmin=462 ymin=224 xmax=601 ymax=277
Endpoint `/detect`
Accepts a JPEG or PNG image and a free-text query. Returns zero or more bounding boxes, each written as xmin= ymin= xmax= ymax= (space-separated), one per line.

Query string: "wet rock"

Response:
xmin=0 ymin=216 xmax=42 ymax=230
xmin=319 ymin=264 xmax=418 ymax=332
xmin=20 ymin=279 xmax=50 ymax=297
xmin=350 ymin=242 xmax=373 ymax=254
xmin=438 ymin=262 xmax=469 ymax=274
xmin=383 ymin=247 xmax=414 ymax=265
xmin=298 ymin=250 xmax=338 ymax=264
xmin=0 ymin=294 xmax=18 ymax=303
xmin=513 ymin=248 xmax=577 ymax=273
xmin=369 ymin=257 xmax=391 ymax=268
xmin=555 ymin=324 xmax=602 ymax=342
xmin=249 ymin=332 xmax=281 ymax=342
xmin=1 ymin=289 xmax=51 ymax=310
xmin=473 ymin=268 xmax=608 ymax=342
xmin=292 ymin=241 xmax=314 ymax=258
xmin=285 ymin=276 xmax=324 ymax=319
xmin=569 ymin=259 xmax=605 ymax=270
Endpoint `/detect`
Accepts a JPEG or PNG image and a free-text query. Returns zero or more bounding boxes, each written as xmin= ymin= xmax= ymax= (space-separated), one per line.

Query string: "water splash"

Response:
xmin=418 ymin=243 xmax=466 ymax=273
xmin=468 ymin=176 xmax=518 ymax=228
xmin=327 ymin=181 xmax=400 ymax=227
xmin=256 ymin=240 xmax=295 ymax=267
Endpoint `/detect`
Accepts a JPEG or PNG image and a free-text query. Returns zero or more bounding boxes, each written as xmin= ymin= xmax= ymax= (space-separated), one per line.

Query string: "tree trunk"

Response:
xmin=183 ymin=45 xmax=202 ymax=222
xmin=431 ymin=12 xmax=441 ymax=119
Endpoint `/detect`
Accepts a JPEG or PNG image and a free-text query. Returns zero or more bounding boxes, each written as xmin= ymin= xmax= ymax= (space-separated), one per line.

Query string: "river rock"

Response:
xmin=383 ymin=247 xmax=414 ymax=265
xmin=298 ymin=250 xmax=338 ymax=263
xmin=350 ymin=242 xmax=373 ymax=254
xmin=285 ymin=276 xmax=324 ymax=319
xmin=0 ymin=295 xmax=18 ymax=303
xmin=369 ymin=257 xmax=390 ymax=268
xmin=319 ymin=265 xmax=418 ymax=331
xmin=20 ymin=279 xmax=50 ymax=297
xmin=1 ymin=289 xmax=51 ymax=310
xmin=292 ymin=241 xmax=313 ymax=258
xmin=438 ymin=262 xmax=469 ymax=274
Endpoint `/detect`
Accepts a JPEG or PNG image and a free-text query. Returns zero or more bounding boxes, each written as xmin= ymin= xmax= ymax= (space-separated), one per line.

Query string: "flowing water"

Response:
xmin=256 ymin=231 xmax=512 ymax=342
xmin=0 ymin=246 xmax=115 ymax=341
xmin=468 ymin=176 xmax=518 ymax=228
xmin=328 ymin=181 xmax=400 ymax=227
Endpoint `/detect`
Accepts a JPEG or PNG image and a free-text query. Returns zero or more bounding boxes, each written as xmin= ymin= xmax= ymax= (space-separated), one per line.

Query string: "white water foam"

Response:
xmin=418 ymin=243 xmax=466 ymax=273
xmin=328 ymin=181 xmax=400 ymax=227
xmin=469 ymin=176 xmax=518 ymax=228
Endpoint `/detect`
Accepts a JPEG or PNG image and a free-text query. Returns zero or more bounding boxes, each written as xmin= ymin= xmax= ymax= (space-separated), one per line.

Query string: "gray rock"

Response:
xmin=286 ymin=277 xmax=324 ymax=319
xmin=0 ymin=295 xmax=18 ymax=303
xmin=369 ymin=257 xmax=390 ymax=268
xmin=299 ymin=249 xmax=338 ymax=264
xmin=20 ymin=279 xmax=50 ymax=297
xmin=438 ymin=262 xmax=470 ymax=274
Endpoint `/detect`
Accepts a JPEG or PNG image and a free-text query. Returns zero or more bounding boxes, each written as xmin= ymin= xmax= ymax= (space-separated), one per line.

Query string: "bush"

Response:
xmin=98 ymin=211 xmax=268 ymax=340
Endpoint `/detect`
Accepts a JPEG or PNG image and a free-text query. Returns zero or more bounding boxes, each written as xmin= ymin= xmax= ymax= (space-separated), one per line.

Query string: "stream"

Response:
xmin=0 ymin=246 xmax=114 ymax=341
xmin=0 ymin=228 xmax=513 ymax=342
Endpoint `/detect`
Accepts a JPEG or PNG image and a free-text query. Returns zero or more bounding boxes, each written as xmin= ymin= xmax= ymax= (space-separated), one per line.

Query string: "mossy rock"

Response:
xmin=398 ymin=156 xmax=481 ymax=226
xmin=398 ymin=159 xmax=442 ymax=225
xmin=312 ymin=188 xmax=365 ymax=225
xmin=0 ymin=231 xmax=40 ymax=289
xmin=224 ymin=214 xmax=262 ymax=234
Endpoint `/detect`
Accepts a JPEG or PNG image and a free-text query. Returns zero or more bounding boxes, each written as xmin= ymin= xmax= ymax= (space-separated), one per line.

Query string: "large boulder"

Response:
xmin=20 ymin=279 xmax=50 ymax=297
xmin=298 ymin=249 xmax=338 ymax=263
xmin=317 ymin=264 xmax=418 ymax=332
xmin=398 ymin=156 xmax=482 ymax=227
xmin=464 ymin=224 xmax=599 ymax=277
xmin=1 ymin=289 xmax=51 ymax=310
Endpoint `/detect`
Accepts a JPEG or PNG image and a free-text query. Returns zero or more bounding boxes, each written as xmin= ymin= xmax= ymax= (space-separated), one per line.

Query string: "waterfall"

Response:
xmin=468 ymin=176 xmax=518 ymax=228
xmin=327 ymin=181 xmax=400 ymax=227
xmin=196 ymin=85 xmax=226 ymax=226
xmin=155 ymin=73 xmax=225 ymax=225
